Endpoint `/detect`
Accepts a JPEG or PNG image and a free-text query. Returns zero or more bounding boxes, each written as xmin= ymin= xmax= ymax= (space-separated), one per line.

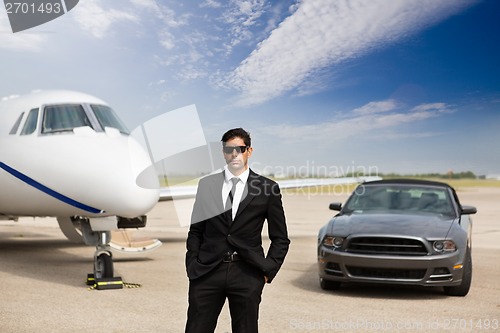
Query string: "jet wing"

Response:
xmin=159 ymin=176 xmax=382 ymax=201
xmin=276 ymin=176 xmax=382 ymax=189
xmin=159 ymin=185 xmax=198 ymax=201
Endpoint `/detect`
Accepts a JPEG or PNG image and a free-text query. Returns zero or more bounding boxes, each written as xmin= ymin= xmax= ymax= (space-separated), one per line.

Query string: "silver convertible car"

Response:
xmin=317 ymin=179 xmax=477 ymax=296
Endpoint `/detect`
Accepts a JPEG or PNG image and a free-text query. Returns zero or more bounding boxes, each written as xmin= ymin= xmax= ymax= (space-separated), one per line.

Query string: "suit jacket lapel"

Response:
xmin=209 ymin=171 xmax=225 ymax=213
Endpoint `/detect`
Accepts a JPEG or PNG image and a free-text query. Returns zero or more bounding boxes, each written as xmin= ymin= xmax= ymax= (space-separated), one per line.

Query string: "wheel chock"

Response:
xmin=86 ymin=273 xmax=95 ymax=286
xmin=95 ymin=277 xmax=123 ymax=290
xmin=86 ymin=274 xmax=124 ymax=290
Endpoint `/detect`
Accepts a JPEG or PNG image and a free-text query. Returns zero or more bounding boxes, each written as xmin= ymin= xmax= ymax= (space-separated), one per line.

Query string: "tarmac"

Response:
xmin=0 ymin=187 xmax=499 ymax=332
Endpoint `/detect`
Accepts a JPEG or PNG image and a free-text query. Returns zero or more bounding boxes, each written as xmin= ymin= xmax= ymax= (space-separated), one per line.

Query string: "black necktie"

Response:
xmin=225 ymin=178 xmax=239 ymax=213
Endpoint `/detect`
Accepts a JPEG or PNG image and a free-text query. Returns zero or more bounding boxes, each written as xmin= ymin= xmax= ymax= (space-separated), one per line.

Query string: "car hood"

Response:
xmin=329 ymin=213 xmax=456 ymax=239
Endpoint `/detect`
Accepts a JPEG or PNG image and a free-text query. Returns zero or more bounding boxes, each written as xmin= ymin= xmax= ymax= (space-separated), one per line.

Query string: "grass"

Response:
xmin=282 ymin=178 xmax=500 ymax=196
xmin=159 ymin=176 xmax=200 ymax=187
xmin=383 ymin=177 xmax=500 ymax=189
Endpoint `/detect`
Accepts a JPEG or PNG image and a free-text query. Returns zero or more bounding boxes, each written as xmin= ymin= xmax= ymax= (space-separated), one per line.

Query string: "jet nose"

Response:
xmin=116 ymin=178 xmax=159 ymax=218
xmin=116 ymin=136 xmax=160 ymax=217
xmin=93 ymin=133 xmax=160 ymax=218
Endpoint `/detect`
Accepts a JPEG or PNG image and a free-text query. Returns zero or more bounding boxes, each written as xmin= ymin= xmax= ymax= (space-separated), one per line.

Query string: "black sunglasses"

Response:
xmin=223 ymin=146 xmax=249 ymax=154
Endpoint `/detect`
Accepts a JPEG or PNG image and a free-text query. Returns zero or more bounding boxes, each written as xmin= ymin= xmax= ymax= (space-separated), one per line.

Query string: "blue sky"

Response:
xmin=1 ymin=0 xmax=499 ymax=176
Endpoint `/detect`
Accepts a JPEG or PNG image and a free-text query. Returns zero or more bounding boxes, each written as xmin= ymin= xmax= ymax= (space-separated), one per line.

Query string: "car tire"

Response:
xmin=444 ymin=248 xmax=472 ymax=297
xmin=320 ymin=278 xmax=341 ymax=291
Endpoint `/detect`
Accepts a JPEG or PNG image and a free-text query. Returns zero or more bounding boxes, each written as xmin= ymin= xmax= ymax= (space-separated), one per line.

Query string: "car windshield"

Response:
xmin=343 ymin=184 xmax=456 ymax=217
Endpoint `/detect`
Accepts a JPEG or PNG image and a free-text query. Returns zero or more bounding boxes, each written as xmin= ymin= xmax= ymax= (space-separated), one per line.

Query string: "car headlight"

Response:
xmin=323 ymin=236 xmax=344 ymax=248
xmin=433 ymin=240 xmax=457 ymax=253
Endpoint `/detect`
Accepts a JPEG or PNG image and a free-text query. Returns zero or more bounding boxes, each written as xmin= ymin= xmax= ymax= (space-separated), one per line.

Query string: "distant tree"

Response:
xmin=378 ymin=171 xmax=477 ymax=179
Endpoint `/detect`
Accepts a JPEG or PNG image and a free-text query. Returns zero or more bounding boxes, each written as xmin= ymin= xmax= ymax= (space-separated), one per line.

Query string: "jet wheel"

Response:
xmin=94 ymin=252 xmax=114 ymax=279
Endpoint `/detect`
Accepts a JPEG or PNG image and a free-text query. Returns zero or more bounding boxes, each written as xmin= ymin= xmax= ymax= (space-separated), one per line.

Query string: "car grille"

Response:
xmin=346 ymin=266 xmax=426 ymax=280
xmin=346 ymin=237 xmax=428 ymax=256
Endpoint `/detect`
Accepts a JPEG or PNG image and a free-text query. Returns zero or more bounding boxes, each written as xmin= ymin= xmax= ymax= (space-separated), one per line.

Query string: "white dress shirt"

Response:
xmin=222 ymin=166 xmax=249 ymax=220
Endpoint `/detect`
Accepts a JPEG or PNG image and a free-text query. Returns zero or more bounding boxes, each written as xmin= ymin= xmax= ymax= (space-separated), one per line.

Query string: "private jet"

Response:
xmin=0 ymin=89 xmax=382 ymax=287
xmin=0 ymin=90 xmax=160 ymax=282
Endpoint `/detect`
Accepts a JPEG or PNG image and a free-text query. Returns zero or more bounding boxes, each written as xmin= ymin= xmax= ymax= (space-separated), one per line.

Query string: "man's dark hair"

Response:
xmin=221 ymin=128 xmax=251 ymax=147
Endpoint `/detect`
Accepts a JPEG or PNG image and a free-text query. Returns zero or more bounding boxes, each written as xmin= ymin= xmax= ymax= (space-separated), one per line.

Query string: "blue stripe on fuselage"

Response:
xmin=0 ymin=162 xmax=104 ymax=214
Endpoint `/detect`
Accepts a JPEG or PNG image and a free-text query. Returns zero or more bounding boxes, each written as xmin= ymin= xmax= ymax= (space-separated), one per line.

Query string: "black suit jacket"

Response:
xmin=185 ymin=169 xmax=290 ymax=283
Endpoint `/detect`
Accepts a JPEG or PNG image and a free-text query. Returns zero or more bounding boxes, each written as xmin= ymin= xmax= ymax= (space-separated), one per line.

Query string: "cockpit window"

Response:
xmin=42 ymin=104 xmax=92 ymax=134
xmin=9 ymin=112 xmax=24 ymax=135
xmin=20 ymin=108 xmax=39 ymax=135
xmin=91 ymin=104 xmax=129 ymax=134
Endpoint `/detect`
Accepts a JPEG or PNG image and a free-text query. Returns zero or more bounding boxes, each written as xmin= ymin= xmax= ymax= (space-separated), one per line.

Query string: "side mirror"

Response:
xmin=461 ymin=205 xmax=477 ymax=215
xmin=329 ymin=202 xmax=342 ymax=211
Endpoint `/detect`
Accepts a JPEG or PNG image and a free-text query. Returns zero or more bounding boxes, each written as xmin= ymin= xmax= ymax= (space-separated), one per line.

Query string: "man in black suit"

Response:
xmin=185 ymin=128 xmax=290 ymax=333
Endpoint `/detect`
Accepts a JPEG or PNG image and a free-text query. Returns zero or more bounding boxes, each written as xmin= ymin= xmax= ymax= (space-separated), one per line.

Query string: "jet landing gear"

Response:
xmin=94 ymin=231 xmax=114 ymax=280
xmin=88 ymin=232 xmax=123 ymax=290
xmin=80 ymin=218 xmax=124 ymax=290
xmin=61 ymin=215 xmax=151 ymax=289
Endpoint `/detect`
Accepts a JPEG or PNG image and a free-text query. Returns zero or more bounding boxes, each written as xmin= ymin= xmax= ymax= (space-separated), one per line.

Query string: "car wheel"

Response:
xmin=444 ymin=248 xmax=472 ymax=297
xmin=320 ymin=277 xmax=341 ymax=291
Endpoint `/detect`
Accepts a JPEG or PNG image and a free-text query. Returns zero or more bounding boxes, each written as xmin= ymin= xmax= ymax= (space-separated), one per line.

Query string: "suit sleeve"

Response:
xmin=185 ymin=180 xmax=205 ymax=272
xmin=264 ymin=182 xmax=290 ymax=283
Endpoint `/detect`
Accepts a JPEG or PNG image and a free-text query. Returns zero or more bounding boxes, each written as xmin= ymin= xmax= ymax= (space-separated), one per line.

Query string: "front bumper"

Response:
xmin=318 ymin=247 xmax=465 ymax=287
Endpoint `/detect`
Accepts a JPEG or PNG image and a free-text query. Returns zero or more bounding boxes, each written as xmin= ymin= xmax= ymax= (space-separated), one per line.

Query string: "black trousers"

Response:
xmin=185 ymin=260 xmax=266 ymax=333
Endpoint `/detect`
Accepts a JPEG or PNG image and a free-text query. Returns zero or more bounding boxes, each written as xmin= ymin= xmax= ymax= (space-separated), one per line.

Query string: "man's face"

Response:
xmin=223 ymin=137 xmax=252 ymax=176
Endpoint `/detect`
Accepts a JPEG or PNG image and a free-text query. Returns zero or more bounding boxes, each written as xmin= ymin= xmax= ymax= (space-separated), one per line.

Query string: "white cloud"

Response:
xmin=129 ymin=0 xmax=159 ymax=12
xmin=411 ymin=103 xmax=451 ymax=113
xmin=159 ymin=29 xmax=175 ymax=49
xmin=200 ymin=0 xmax=223 ymax=9
xmin=175 ymin=65 xmax=208 ymax=82
xmin=74 ymin=0 xmax=138 ymax=39
xmin=223 ymin=0 xmax=476 ymax=107
xmin=260 ymin=100 xmax=452 ymax=144
xmin=145 ymin=0 xmax=270 ymax=84
xmin=148 ymin=80 xmax=166 ymax=87
xmin=0 ymin=12 xmax=47 ymax=51
xmin=130 ymin=0 xmax=189 ymax=28
xmin=352 ymin=100 xmax=399 ymax=115
xmin=222 ymin=0 xmax=266 ymax=26
xmin=221 ymin=0 xmax=267 ymax=53
xmin=0 ymin=0 xmax=139 ymax=50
